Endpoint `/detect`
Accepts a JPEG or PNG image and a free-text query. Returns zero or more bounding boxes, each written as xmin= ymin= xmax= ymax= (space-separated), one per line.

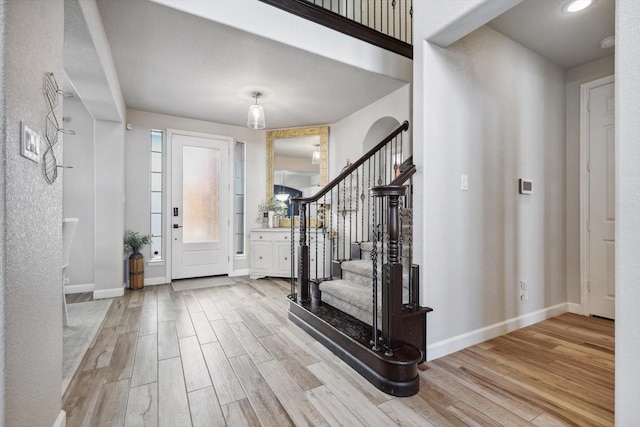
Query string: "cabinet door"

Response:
xmin=251 ymin=241 xmax=271 ymax=272
xmin=276 ymin=242 xmax=293 ymax=277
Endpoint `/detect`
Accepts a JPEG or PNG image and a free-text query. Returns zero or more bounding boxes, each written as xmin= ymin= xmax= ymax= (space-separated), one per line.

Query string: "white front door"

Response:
xmin=588 ymin=81 xmax=615 ymax=319
xmin=171 ymin=132 xmax=230 ymax=279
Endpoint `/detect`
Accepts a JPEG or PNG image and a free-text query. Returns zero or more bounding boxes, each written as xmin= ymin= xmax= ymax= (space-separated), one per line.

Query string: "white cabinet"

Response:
xmin=249 ymin=228 xmax=329 ymax=280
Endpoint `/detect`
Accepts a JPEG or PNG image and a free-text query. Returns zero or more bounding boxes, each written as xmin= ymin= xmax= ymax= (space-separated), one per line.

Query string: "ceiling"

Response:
xmin=488 ymin=0 xmax=615 ymax=69
xmin=87 ymin=0 xmax=614 ymax=132
xmin=94 ymin=0 xmax=406 ymax=130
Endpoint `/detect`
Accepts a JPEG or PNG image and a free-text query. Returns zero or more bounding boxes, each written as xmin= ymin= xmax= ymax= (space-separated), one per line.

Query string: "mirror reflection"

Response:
xmin=266 ymin=126 xmax=329 ymax=219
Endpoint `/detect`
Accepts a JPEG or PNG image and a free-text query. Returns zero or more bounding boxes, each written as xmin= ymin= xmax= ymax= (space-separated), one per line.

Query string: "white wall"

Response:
xmin=62 ymin=96 xmax=96 ymax=287
xmin=420 ymin=25 xmax=566 ymax=357
xmin=2 ymin=0 xmax=65 ymax=425
xmin=94 ymin=120 xmax=126 ymax=297
xmin=616 ymin=0 xmax=640 ymax=421
xmin=564 ymin=55 xmax=614 ymax=304
xmin=125 ymin=109 xmax=265 ymax=279
xmin=330 ymin=84 xmax=411 ymax=179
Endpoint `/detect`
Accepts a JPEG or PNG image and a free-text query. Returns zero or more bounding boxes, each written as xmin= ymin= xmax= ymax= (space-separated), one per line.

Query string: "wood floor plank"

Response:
xmin=174 ymin=310 xmax=196 ymax=338
xmin=157 ymin=299 xmax=174 ymax=322
xmin=307 ymin=362 xmax=397 ymax=427
xmin=198 ymin=296 xmax=223 ymax=321
xmin=305 ymin=385 xmax=365 ymax=427
xmin=63 ymin=367 xmax=109 ymax=427
xmin=222 ymin=398 xmax=261 ymax=427
xmin=157 ymin=320 xmax=180 ymax=360
xmin=82 ymin=342 xmax=115 ymax=372
xmin=142 ymin=288 xmax=158 ymax=308
xmin=190 ymin=311 xmax=218 ymax=344
xmin=106 ymin=331 xmax=138 ymax=383
xmin=260 ymin=334 xmax=323 ymax=391
xmin=257 ymin=359 xmax=330 ymax=427
xmin=128 ymin=290 xmax=144 ymax=308
xmin=188 ymin=386 xmax=226 ymax=427
xmin=139 ymin=306 xmax=158 ymax=336
xmin=211 ymin=318 xmax=246 ymax=358
xmin=183 ymin=291 xmax=204 ymax=314
xmin=378 ymin=398 xmax=436 ymax=427
xmin=124 ymin=383 xmax=158 ymax=427
xmin=229 ymin=354 xmax=295 ymax=426
xmin=122 ymin=306 xmax=142 ymax=333
xmin=229 ymin=321 xmax=273 ymax=363
xmin=178 ymin=335 xmax=212 ymax=392
xmin=158 ymin=357 xmax=191 ymax=427
xmin=64 ymin=287 xmax=614 ymax=427
xmin=91 ymin=378 xmax=130 ymax=427
xmin=201 ymin=341 xmax=246 ymax=405
xmin=131 ymin=334 xmax=158 ymax=387
xmin=157 ymin=284 xmax=171 ymax=301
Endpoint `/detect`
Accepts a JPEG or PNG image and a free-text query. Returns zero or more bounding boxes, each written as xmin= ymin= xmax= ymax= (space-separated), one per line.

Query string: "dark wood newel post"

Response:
xmin=298 ymin=203 xmax=310 ymax=302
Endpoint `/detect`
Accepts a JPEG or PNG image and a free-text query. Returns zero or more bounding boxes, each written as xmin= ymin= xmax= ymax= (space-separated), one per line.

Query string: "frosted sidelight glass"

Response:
xmin=183 ymin=146 xmax=219 ymax=243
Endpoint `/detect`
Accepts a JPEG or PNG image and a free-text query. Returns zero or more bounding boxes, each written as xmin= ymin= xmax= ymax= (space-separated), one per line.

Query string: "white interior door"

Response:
xmin=171 ymin=133 xmax=230 ymax=279
xmin=588 ymin=81 xmax=615 ymax=319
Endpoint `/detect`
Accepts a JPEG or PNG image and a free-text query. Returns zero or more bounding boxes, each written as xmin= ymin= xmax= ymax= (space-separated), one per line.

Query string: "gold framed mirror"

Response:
xmin=266 ymin=126 xmax=329 ymax=200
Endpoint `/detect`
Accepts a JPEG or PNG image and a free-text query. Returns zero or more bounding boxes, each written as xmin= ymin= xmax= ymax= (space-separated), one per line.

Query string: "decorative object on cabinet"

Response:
xmin=256 ymin=197 xmax=286 ymax=226
xmin=124 ymin=230 xmax=150 ymax=290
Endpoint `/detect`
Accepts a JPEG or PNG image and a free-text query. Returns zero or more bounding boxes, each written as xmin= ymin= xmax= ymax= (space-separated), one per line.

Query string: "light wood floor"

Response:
xmin=63 ymin=277 xmax=614 ymax=426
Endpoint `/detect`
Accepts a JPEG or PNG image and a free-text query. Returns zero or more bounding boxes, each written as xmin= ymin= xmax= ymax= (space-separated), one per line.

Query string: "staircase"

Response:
xmin=287 ymin=121 xmax=432 ymax=397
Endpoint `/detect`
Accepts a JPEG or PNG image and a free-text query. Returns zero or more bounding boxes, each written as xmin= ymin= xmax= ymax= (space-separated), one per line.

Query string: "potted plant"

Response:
xmin=257 ymin=197 xmax=287 ymax=227
xmin=124 ymin=230 xmax=151 ymax=290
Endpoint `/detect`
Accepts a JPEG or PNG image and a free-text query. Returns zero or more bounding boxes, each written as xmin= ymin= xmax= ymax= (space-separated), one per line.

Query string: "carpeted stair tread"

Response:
xmin=319 ymin=279 xmax=381 ymax=325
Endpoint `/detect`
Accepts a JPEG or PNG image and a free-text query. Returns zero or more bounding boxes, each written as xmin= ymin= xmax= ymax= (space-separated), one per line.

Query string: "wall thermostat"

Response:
xmin=519 ymin=179 xmax=533 ymax=194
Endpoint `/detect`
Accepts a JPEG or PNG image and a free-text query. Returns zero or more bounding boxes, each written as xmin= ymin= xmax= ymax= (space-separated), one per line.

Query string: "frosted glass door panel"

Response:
xmin=182 ymin=146 xmax=219 ymax=243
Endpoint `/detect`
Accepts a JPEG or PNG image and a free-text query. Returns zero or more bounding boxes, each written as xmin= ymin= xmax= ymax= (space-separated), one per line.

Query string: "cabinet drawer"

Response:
xmin=250 ymin=232 xmax=272 ymax=242
xmin=251 ymin=242 xmax=271 ymax=270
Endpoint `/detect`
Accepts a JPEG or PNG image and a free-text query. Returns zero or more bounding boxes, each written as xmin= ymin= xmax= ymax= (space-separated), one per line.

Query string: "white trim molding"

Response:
xmin=64 ymin=283 xmax=95 ymax=294
xmin=427 ymin=303 xmax=569 ymax=361
xmin=568 ymin=302 xmax=582 ymax=314
xmin=580 ymin=74 xmax=615 ymax=317
xmin=53 ymin=410 xmax=66 ymax=427
xmin=93 ymin=284 xmax=125 ymax=300
xmin=230 ymin=269 xmax=249 ymax=277
xmin=144 ymin=277 xmax=170 ymax=286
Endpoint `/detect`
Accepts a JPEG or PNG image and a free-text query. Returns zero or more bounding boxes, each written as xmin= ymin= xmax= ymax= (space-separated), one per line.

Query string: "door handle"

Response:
xmin=173 ymin=224 xmax=183 ymax=229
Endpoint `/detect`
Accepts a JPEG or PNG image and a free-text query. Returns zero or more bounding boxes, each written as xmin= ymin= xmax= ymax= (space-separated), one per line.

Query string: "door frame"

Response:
xmin=579 ymin=74 xmax=615 ymax=316
xmin=166 ymin=128 xmax=234 ymax=281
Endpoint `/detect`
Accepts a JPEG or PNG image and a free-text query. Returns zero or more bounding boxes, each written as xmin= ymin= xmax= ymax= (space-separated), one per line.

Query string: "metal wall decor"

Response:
xmin=43 ymin=72 xmax=75 ymax=184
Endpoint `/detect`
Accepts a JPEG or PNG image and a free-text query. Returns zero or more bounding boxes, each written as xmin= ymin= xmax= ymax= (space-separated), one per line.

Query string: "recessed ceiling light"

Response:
xmin=562 ymin=0 xmax=596 ymax=14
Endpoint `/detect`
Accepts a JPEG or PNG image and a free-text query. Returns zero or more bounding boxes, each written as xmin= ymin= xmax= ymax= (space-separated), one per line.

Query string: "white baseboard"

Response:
xmin=144 ymin=277 xmax=169 ymax=286
xmin=53 ymin=410 xmax=66 ymax=427
xmin=427 ymin=303 xmax=569 ymax=361
xmin=93 ymin=284 xmax=125 ymax=300
xmin=230 ymin=269 xmax=249 ymax=277
xmin=568 ymin=302 xmax=582 ymax=314
xmin=64 ymin=283 xmax=95 ymax=294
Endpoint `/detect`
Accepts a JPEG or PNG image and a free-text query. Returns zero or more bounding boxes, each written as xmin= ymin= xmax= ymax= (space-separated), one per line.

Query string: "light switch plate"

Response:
xmin=20 ymin=122 xmax=41 ymax=163
xmin=461 ymin=174 xmax=468 ymax=191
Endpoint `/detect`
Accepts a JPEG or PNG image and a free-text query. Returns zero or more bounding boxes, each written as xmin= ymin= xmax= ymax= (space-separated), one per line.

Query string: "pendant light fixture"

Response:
xmin=247 ymin=91 xmax=265 ymax=129
xmin=275 ymin=170 xmax=290 ymax=202
xmin=311 ymin=143 xmax=321 ymax=165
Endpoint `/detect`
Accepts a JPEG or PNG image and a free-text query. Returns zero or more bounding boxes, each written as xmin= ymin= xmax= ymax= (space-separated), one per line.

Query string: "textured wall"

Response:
xmin=616 ymin=0 xmax=640 ymax=422
xmin=0 ymin=1 xmax=6 ymax=422
xmin=3 ymin=0 xmax=64 ymax=425
xmin=421 ymin=25 xmax=566 ymax=347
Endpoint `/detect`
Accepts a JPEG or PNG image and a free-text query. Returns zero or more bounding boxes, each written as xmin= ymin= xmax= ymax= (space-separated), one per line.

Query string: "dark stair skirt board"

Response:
xmin=288 ymin=299 xmax=423 ymax=397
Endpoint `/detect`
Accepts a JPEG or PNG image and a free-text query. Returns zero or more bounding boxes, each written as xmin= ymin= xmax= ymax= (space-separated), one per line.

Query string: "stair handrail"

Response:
xmin=290 ymin=120 xmax=409 ymax=206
